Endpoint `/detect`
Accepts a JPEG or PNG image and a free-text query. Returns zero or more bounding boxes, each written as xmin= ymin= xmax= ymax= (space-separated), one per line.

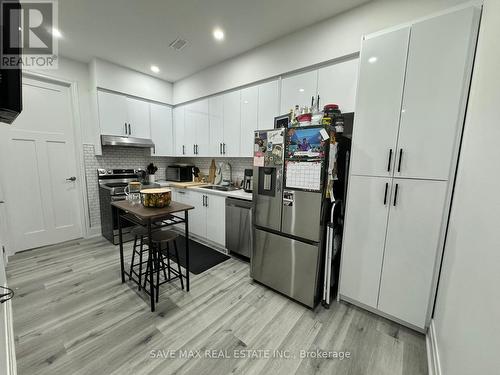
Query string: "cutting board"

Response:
xmin=169 ymin=181 xmax=209 ymax=188
xmin=208 ymin=159 xmax=216 ymax=184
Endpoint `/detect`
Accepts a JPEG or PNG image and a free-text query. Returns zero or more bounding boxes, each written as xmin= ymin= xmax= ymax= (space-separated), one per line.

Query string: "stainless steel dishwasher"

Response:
xmin=226 ymin=197 xmax=252 ymax=258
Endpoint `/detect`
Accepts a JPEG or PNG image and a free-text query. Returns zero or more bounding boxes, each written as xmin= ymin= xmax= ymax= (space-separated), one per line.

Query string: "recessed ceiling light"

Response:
xmin=368 ymin=56 xmax=377 ymax=64
xmin=213 ymin=28 xmax=225 ymax=41
xmin=150 ymin=65 xmax=160 ymax=74
xmin=298 ymin=88 xmax=305 ymax=92
xmin=52 ymin=28 xmax=62 ymax=38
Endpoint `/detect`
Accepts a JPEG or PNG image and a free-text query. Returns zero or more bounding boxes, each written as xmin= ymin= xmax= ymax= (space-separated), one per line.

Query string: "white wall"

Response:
xmin=90 ymin=58 xmax=173 ymax=104
xmin=173 ymin=0 xmax=470 ymax=104
xmin=432 ymin=1 xmax=500 ymax=374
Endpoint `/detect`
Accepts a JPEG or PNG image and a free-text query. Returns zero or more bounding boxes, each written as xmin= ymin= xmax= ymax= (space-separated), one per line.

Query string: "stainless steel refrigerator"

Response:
xmin=251 ymin=126 xmax=330 ymax=308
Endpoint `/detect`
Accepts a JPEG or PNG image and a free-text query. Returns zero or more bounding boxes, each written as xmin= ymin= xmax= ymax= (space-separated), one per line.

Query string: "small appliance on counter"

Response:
xmin=243 ymin=169 xmax=253 ymax=193
xmin=166 ymin=164 xmax=193 ymax=182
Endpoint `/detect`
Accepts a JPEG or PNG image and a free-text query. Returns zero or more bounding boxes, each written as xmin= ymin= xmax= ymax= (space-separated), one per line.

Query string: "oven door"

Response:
xmin=111 ymin=195 xmax=135 ymax=244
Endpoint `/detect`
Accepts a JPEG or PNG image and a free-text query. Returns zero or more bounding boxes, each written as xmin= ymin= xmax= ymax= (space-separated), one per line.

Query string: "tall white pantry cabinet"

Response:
xmin=339 ymin=6 xmax=480 ymax=330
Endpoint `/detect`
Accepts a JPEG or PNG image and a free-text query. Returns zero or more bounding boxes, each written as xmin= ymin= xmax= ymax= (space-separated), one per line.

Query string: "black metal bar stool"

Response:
xmin=129 ymin=225 xmax=150 ymax=290
xmin=142 ymin=229 xmax=184 ymax=302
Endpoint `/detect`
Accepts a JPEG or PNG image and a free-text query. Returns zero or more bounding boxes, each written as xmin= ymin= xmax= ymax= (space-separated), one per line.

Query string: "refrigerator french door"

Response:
xmin=251 ymin=126 xmax=329 ymax=308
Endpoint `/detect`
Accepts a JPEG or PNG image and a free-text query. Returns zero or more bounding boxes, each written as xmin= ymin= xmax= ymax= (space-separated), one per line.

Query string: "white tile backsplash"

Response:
xmin=83 ymin=144 xmax=252 ymax=229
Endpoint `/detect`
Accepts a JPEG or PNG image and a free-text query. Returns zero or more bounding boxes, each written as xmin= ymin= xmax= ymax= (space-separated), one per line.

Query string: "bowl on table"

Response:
xmin=140 ymin=188 xmax=172 ymax=208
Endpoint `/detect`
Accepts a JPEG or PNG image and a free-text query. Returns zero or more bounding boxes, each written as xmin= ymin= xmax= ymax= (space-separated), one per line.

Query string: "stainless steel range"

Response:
xmin=98 ymin=168 xmax=146 ymax=244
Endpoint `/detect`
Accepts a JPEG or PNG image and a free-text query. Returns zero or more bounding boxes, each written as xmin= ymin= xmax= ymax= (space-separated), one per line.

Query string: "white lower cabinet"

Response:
xmin=205 ymin=194 xmax=225 ymax=246
xmin=172 ymin=189 xmax=226 ymax=247
xmin=340 ymin=176 xmax=447 ymax=329
xmin=377 ymin=178 xmax=447 ymax=328
xmin=340 ymin=175 xmax=391 ymax=308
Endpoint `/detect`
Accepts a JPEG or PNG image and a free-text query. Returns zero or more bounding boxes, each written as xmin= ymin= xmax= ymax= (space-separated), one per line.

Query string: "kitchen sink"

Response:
xmin=200 ymin=185 xmax=238 ymax=192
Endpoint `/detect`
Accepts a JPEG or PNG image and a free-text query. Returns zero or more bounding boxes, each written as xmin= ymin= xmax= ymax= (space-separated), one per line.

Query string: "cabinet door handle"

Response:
xmin=182 ymin=145 xmax=185 ymax=155
xmin=128 ymin=123 xmax=131 ymax=135
xmin=124 ymin=123 xmax=127 ymax=134
xmin=219 ymin=143 xmax=222 ymax=155
xmin=383 ymin=183 xmax=388 ymax=205
xmin=393 ymin=183 xmax=399 ymax=206
xmin=397 ymin=148 xmax=403 ymax=172
xmin=223 ymin=143 xmax=226 ymax=154
xmin=387 ymin=149 xmax=393 ymax=172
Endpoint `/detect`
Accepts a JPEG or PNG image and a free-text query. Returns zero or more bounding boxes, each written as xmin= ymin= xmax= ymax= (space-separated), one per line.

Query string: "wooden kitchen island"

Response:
xmin=111 ymin=200 xmax=194 ymax=312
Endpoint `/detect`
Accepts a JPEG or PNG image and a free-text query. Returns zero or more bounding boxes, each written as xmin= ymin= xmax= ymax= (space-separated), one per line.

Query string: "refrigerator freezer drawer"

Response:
xmin=282 ymin=190 xmax=322 ymax=242
xmin=251 ymin=228 xmax=320 ymax=307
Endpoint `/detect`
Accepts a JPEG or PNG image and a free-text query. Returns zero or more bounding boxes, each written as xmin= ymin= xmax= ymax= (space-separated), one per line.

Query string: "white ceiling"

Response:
xmin=58 ymin=0 xmax=372 ymax=82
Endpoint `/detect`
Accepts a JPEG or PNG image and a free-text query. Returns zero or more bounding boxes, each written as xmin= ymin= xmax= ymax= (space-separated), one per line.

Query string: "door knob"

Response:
xmin=66 ymin=177 xmax=77 ymax=181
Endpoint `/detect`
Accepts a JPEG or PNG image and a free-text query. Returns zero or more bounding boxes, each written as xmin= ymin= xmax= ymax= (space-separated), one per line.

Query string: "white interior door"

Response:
xmin=340 ymin=175 xmax=391 ymax=308
xmin=0 ymin=78 xmax=82 ymax=252
xmin=0 ymin=184 xmax=7 ymax=256
xmin=349 ymin=27 xmax=410 ymax=177
xmin=378 ymin=179 xmax=447 ymax=328
xmin=395 ymin=8 xmax=479 ymax=181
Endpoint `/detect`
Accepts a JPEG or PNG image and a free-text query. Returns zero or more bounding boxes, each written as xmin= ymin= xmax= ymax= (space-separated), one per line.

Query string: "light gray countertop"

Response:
xmin=157 ymin=181 xmax=253 ymax=201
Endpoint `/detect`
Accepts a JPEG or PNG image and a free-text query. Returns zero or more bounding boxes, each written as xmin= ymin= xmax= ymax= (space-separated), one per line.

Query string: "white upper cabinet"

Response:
xmin=378 ymin=178 xmax=447 ymax=328
xmin=173 ymin=106 xmax=185 ymax=156
xmin=280 ymin=70 xmax=318 ymax=114
xmin=97 ymin=91 xmax=129 ymax=136
xmin=257 ymin=80 xmax=280 ymax=130
xmin=150 ymin=103 xmax=173 ymax=156
xmin=241 ymin=86 xmax=258 ymax=157
xmin=223 ymin=90 xmax=241 ymax=157
xmin=318 ymin=58 xmax=359 ymax=113
xmin=126 ymin=97 xmax=151 ymax=138
xmin=184 ymin=99 xmax=209 ymax=156
xmin=97 ymin=90 xmax=151 ymax=138
xmin=395 ymin=7 xmax=479 ymax=181
xmin=209 ymin=95 xmax=224 ymax=156
xmin=349 ymin=27 xmax=410 ymax=178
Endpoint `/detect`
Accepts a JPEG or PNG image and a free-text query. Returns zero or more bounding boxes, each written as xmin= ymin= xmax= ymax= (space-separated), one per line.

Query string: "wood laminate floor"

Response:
xmin=7 ymin=237 xmax=428 ymax=375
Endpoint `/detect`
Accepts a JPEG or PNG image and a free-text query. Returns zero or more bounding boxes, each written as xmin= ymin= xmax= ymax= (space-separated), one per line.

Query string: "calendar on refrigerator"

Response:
xmin=285 ymin=160 xmax=323 ymax=192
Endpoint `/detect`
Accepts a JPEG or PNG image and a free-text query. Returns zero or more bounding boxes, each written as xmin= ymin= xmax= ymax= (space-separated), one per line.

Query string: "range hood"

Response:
xmin=101 ymin=135 xmax=155 ymax=148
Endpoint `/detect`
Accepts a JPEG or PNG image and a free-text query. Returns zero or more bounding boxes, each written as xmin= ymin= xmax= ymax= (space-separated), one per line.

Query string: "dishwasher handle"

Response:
xmin=226 ymin=198 xmax=252 ymax=210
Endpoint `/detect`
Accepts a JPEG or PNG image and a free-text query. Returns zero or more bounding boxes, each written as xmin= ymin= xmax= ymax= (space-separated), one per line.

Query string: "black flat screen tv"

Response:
xmin=0 ymin=0 xmax=22 ymax=124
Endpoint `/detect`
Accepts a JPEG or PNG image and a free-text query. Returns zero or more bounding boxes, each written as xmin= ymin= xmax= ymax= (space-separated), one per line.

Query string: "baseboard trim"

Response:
xmin=85 ymin=226 xmax=102 ymax=238
xmin=426 ymin=319 xmax=442 ymax=375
